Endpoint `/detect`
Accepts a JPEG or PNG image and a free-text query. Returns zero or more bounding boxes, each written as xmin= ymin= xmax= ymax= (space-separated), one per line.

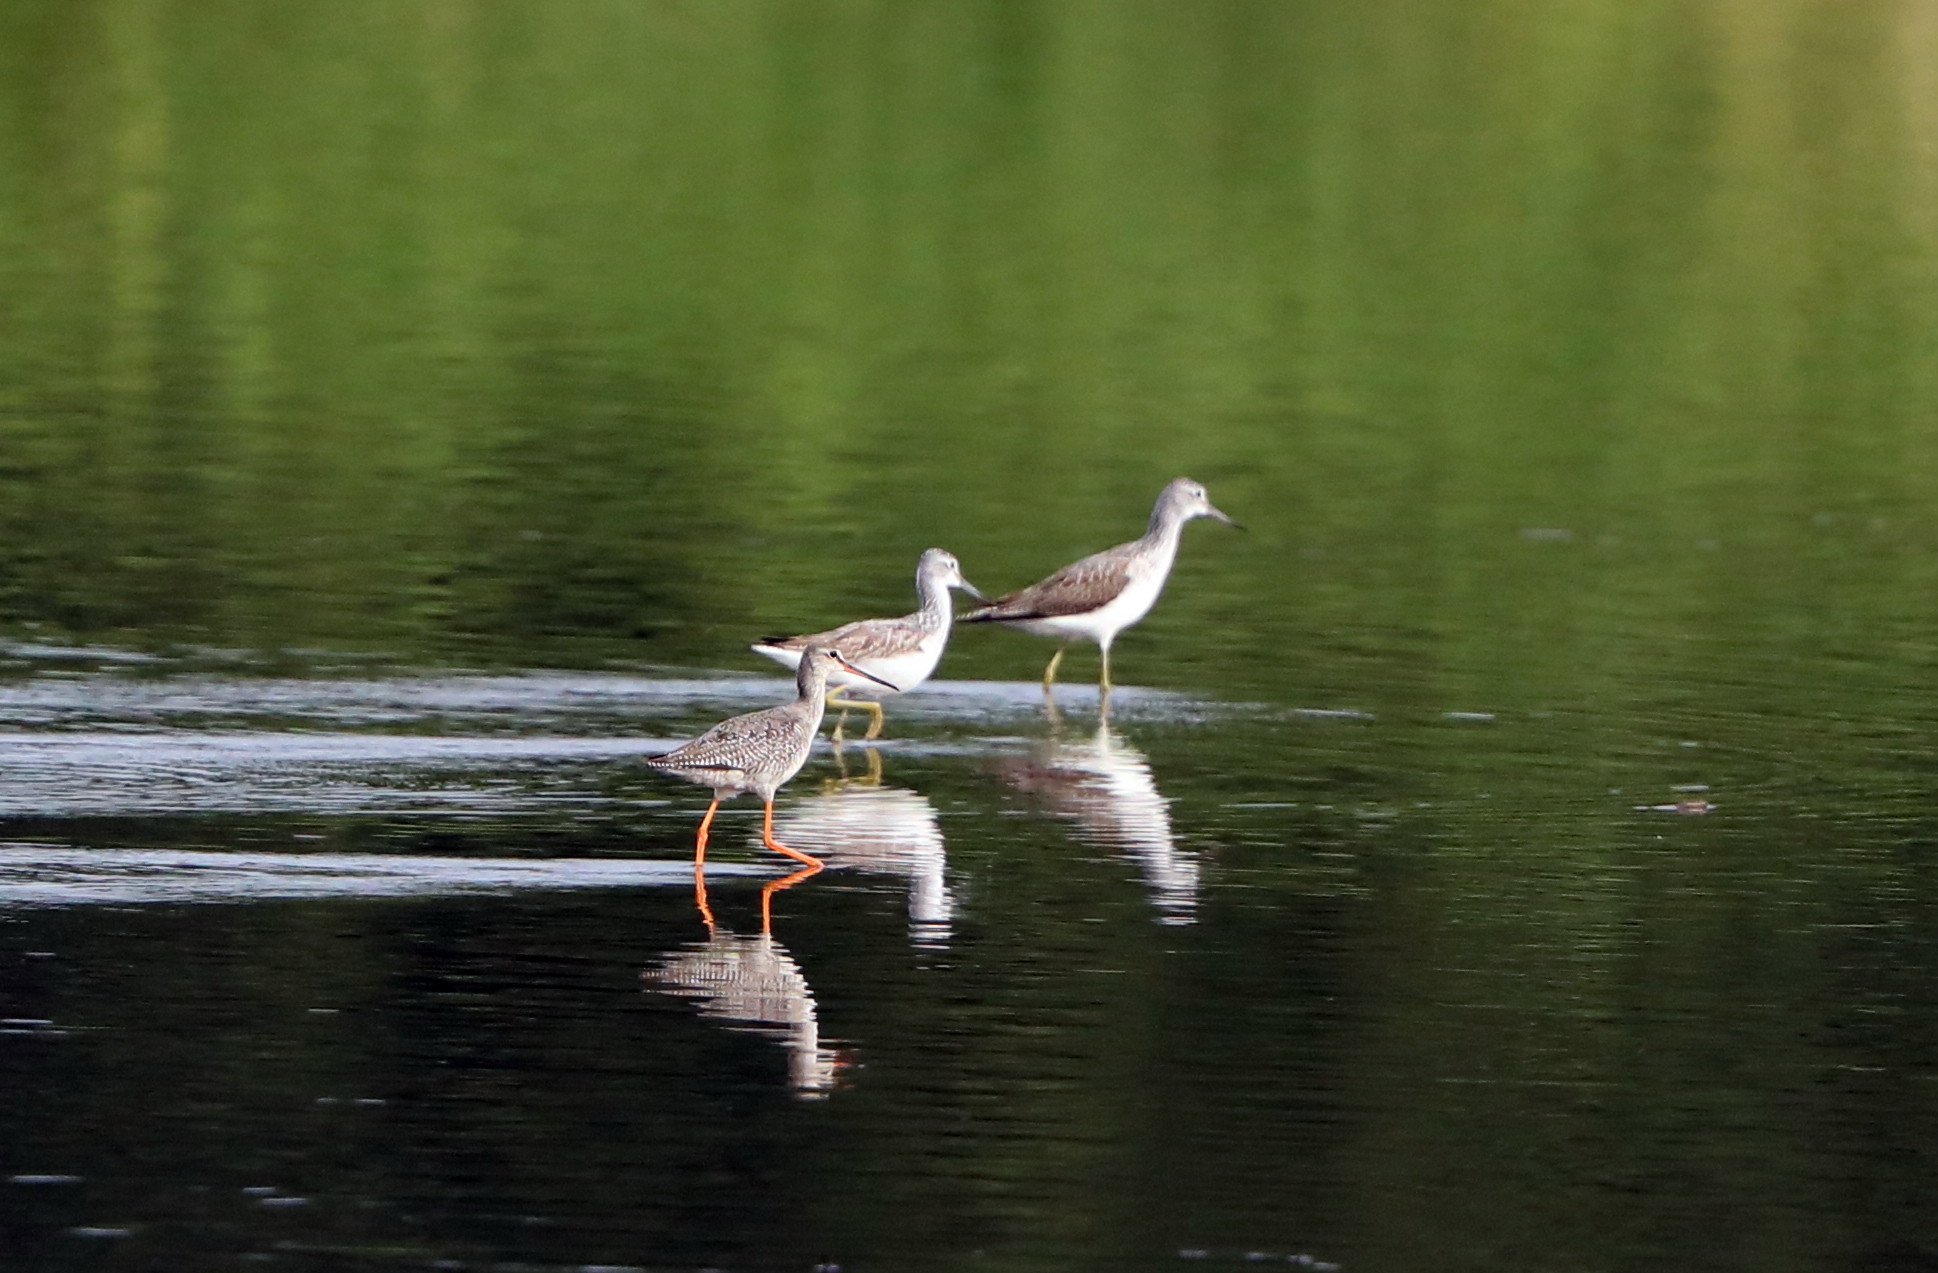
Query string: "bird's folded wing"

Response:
xmin=968 ymin=551 xmax=1134 ymax=621
xmin=758 ymin=613 xmax=913 ymax=652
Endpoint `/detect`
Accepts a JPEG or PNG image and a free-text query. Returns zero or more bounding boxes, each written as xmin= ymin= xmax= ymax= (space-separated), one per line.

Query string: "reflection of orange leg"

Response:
xmin=760 ymin=800 xmax=823 ymax=868
xmin=759 ymin=862 xmax=823 ymax=934
xmin=693 ymin=799 xmax=720 ymax=865
xmin=692 ymin=862 xmax=717 ymax=931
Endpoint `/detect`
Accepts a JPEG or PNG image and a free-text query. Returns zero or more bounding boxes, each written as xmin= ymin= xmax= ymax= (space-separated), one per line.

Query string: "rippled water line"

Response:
xmin=0 ymin=730 xmax=685 ymax=817
xmin=0 ymin=741 xmax=1094 ymax=823
xmin=0 ymin=730 xmax=683 ymax=761
xmin=0 ymin=671 xmax=789 ymax=723
xmin=0 ymin=669 xmax=1232 ymax=727
xmin=0 ymin=845 xmax=769 ymax=907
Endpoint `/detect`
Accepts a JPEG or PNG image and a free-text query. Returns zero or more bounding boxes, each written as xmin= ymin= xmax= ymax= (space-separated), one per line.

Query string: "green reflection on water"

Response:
xmin=4 ymin=0 xmax=1935 ymax=690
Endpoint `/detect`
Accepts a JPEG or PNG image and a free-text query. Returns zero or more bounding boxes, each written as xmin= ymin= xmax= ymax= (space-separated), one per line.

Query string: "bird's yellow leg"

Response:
xmin=826 ymin=741 xmax=884 ymax=788
xmin=693 ymin=798 xmax=720 ymax=866
xmin=760 ymin=799 xmax=824 ymax=868
xmin=759 ymin=862 xmax=822 ymax=934
xmin=1042 ymin=643 xmax=1069 ymax=693
xmin=1099 ymin=644 xmax=1113 ymax=693
xmin=827 ymin=691 xmax=884 ymax=741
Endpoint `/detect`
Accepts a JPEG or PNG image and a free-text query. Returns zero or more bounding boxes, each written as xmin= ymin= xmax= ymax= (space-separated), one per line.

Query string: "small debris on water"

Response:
xmin=10 ymin=1174 xmax=83 ymax=1185
xmin=1636 ymin=798 xmax=1715 ymax=815
xmin=1176 ymin=1251 xmax=1338 ymax=1270
xmin=1444 ymin=711 xmax=1496 ymax=722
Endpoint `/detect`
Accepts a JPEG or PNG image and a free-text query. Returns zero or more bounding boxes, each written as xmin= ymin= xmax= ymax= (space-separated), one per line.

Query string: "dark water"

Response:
xmin=7 ymin=2 xmax=1938 ymax=1271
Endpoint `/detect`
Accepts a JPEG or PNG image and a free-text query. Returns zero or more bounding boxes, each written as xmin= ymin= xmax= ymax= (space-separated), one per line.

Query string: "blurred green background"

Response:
xmin=5 ymin=0 xmax=1936 ymax=713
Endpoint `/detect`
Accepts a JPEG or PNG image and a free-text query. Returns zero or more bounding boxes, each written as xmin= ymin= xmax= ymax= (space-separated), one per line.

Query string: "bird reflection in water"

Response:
xmin=642 ymin=863 xmax=843 ymax=1096
xmin=772 ymin=743 xmax=954 ymax=946
xmin=642 ymin=742 xmax=953 ymax=1094
xmin=995 ymin=724 xmax=1199 ymax=924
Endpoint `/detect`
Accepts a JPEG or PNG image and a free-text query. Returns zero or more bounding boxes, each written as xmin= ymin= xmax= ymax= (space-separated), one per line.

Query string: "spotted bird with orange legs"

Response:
xmin=647 ymin=646 xmax=896 ymax=870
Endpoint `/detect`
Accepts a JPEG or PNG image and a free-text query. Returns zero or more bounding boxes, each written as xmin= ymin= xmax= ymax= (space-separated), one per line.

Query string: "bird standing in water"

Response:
xmin=750 ymin=547 xmax=985 ymax=740
xmin=963 ymin=477 xmax=1241 ymax=697
xmin=647 ymin=646 xmax=896 ymax=868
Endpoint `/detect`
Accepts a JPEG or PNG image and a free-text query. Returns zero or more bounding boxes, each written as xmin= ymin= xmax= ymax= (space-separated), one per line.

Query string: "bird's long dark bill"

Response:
xmin=1210 ymin=504 xmax=1246 ymax=530
xmin=959 ymin=580 xmax=990 ymax=601
xmin=834 ymin=654 xmax=898 ymax=692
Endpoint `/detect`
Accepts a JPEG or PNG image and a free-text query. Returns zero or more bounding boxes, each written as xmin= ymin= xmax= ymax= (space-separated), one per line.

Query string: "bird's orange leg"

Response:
xmin=692 ymin=861 xmax=717 ymax=931
xmin=759 ymin=862 xmax=823 ymax=934
xmin=761 ymin=800 xmax=824 ymax=868
xmin=693 ymin=798 xmax=720 ymax=865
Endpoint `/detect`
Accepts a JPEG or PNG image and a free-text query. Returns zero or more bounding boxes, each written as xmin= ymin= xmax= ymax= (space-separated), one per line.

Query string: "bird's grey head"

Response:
xmin=801 ymin=644 xmax=899 ymax=692
xmin=918 ymin=547 xmax=987 ymax=600
xmin=796 ymin=644 xmax=839 ymax=692
xmin=1156 ymin=477 xmax=1242 ymax=529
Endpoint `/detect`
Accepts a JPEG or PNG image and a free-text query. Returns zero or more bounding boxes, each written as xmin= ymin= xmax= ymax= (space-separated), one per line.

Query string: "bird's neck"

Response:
xmin=798 ymin=686 xmax=828 ymax=733
xmin=915 ymin=568 xmax=954 ymax=630
xmin=1141 ymin=507 xmax=1189 ymax=552
xmin=796 ymin=665 xmax=831 ymax=702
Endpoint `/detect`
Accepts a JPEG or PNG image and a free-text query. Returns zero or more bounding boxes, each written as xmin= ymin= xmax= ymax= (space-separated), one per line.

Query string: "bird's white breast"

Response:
xmin=750 ymin=631 xmax=946 ymax=699
xmin=1014 ymin=551 xmax=1175 ymax=643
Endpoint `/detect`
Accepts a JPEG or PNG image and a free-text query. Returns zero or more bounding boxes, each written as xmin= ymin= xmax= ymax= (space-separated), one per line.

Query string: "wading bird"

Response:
xmin=751 ymin=548 xmax=985 ymax=740
xmin=963 ymin=478 xmax=1241 ymax=697
xmin=647 ymin=646 xmax=895 ymax=868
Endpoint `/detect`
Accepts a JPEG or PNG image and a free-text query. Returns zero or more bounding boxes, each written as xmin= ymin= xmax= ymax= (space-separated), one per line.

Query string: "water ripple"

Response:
xmin=0 ymin=844 xmax=763 ymax=907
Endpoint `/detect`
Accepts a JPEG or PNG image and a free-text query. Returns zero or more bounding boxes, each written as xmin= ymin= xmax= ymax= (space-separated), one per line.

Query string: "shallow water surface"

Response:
xmin=0 ymin=658 xmax=1936 ymax=1273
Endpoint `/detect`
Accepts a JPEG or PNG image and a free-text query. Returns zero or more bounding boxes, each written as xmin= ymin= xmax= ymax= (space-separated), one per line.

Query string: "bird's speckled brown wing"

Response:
xmin=759 ymin=613 xmax=928 ymax=661
xmin=965 ymin=542 xmax=1138 ymax=622
xmin=647 ymin=703 xmax=808 ymax=778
